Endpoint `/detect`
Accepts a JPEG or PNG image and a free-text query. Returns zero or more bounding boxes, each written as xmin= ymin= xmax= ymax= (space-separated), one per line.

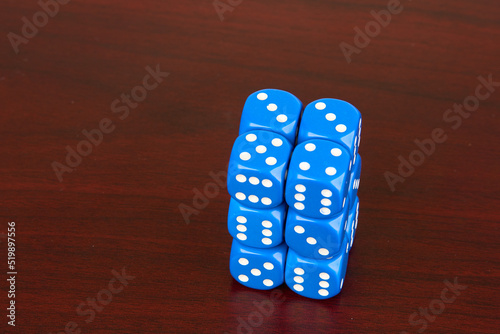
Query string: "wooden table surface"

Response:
xmin=1 ymin=0 xmax=499 ymax=333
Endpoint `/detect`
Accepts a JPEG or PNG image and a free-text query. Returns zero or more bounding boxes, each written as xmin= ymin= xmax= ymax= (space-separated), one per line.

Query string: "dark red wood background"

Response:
xmin=1 ymin=0 xmax=499 ymax=333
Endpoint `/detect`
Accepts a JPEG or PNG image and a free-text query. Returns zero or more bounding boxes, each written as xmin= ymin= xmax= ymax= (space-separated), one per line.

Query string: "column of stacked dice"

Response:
xmin=283 ymin=99 xmax=362 ymax=299
xmin=226 ymin=89 xmax=303 ymax=290
xmin=226 ymin=90 xmax=362 ymax=299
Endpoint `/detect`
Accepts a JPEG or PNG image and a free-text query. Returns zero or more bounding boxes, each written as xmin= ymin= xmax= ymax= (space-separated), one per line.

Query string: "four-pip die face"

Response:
xmin=298 ymin=98 xmax=362 ymax=159
xmin=228 ymin=130 xmax=293 ymax=209
xmin=239 ymin=89 xmax=303 ymax=144
xmin=285 ymin=139 xmax=351 ymax=219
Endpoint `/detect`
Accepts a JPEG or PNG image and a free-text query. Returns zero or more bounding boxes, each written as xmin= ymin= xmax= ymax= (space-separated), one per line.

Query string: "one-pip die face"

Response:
xmin=285 ymin=139 xmax=351 ymax=219
xmin=228 ymin=130 xmax=293 ymax=209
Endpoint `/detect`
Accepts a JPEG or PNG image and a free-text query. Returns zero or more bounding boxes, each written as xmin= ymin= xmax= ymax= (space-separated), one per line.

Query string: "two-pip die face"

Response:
xmin=298 ymin=98 xmax=362 ymax=159
xmin=239 ymin=89 xmax=303 ymax=144
xmin=228 ymin=130 xmax=293 ymax=209
xmin=285 ymin=139 xmax=351 ymax=219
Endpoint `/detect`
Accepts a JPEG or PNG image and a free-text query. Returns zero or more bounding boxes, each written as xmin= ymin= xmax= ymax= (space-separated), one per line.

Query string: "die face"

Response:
xmin=285 ymin=238 xmax=349 ymax=300
xmin=285 ymin=205 xmax=348 ymax=260
xmin=239 ymin=89 xmax=303 ymax=144
xmin=346 ymin=197 xmax=359 ymax=252
xmin=347 ymin=154 xmax=361 ymax=208
xmin=285 ymin=139 xmax=351 ymax=218
xmin=297 ymin=99 xmax=361 ymax=158
xmin=228 ymin=199 xmax=287 ymax=248
xmin=228 ymin=130 xmax=293 ymax=209
xmin=230 ymin=239 xmax=288 ymax=290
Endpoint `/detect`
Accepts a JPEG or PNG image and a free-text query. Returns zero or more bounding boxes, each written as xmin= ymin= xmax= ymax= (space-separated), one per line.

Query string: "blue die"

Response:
xmin=230 ymin=239 xmax=288 ymax=290
xmin=227 ymin=198 xmax=287 ymax=248
xmin=346 ymin=196 xmax=359 ymax=252
xmin=284 ymin=202 xmax=349 ymax=260
xmin=297 ymin=99 xmax=361 ymax=159
xmin=228 ymin=130 xmax=293 ymax=209
xmin=284 ymin=139 xmax=351 ymax=219
xmin=347 ymin=154 xmax=361 ymax=209
xmin=285 ymin=236 xmax=349 ymax=300
xmin=239 ymin=89 xmax=303 ymax=144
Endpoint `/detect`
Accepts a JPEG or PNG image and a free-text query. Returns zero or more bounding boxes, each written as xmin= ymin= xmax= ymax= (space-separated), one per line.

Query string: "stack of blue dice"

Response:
xmin=227 ymin=89 xmax=362 ymax=299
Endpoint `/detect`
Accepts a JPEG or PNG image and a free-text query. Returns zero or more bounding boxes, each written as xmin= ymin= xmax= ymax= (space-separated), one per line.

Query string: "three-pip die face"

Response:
xmin=229 ymin=239 xmax=288 ymax=290
xmin=284 ymin=201 xmax=349 ymax=260
xmin=298 ymin=98 xmax=362 ymax=159
xmin=239 ymin=89 xmax=303 ymax=144
xmin=228 ymin=130 xmax=293 ymax=209
xmin=285 ymin=139 xmax=351 ymax=219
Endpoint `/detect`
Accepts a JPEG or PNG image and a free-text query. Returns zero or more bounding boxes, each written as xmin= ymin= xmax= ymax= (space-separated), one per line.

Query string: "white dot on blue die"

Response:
xmin=294 ymin=203 xmax=305 ymax=210
xmin=266 ymin=157 xmax=277 ymax=166
xmin=262 ymin=220 xmax=272 ymax=228
xmin=263 ymin=279 xmax=273 ymax=287
xmin=331 ymin=148 xmax=342 ymax=157
xmin=294 ymin=268 xmax=305 ymax=275
xmin=257 ymin=92 xmax=268 ymax=100
xmin=294 ymin=225 xmax=305 ymax=234
xmin=256 ymin=145 xmax=267 ymax=154
xmin=262 ymin=179 xmax=273 ymax=188
xmin=276 ymin=114 xmax=288 ymax=123
xmin=299 ymin=162 xmax=310 ymax=171
xmin=325 ymin=113 xmax=336 ymax=121
xmin=321 ymin=189 xmax=332 ymax=197
xmin=305 ymin=143 xmax=316 ymax=151
xmin=267 ymin=103 xmax=278 ymax=111
xmin=261 ymin=197 xmax=272 ymax=205
xmin=336 ymin=124 xmax=347 ymax=133
xmin=295 ymin=184 xmax=306 ymax=192
xmin=315 ymin=102 xmax=326 ymax=110
xmin=245 ymin=134 xmax=257 ymax=142
xmin=325 ymin=167 xmax=336 ymax=176
xmin=263 ymin=262 xmax=274 ymax=270
xmin=249 ymin=177 xmax=259 ymax=185
xmin=240 ymin=152 xmax=251 ymax=161
xmin=294 ymin=193 xmax=305 ymax=201
xmin=271 ymin=138 xmax=283 ymax=147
